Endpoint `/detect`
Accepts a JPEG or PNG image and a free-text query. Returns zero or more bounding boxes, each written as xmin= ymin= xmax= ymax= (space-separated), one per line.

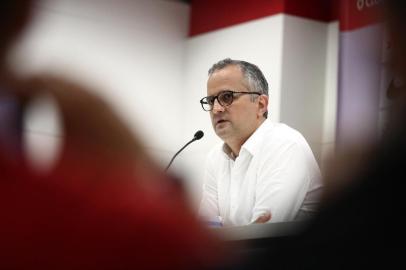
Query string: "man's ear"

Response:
xmin=257 ymin=95 xmax=268 ymax=118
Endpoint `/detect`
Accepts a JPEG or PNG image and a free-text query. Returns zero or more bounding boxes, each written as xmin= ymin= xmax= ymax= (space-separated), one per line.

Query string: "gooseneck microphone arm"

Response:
xmin=165 ymin=130 xmax=204 ymax=172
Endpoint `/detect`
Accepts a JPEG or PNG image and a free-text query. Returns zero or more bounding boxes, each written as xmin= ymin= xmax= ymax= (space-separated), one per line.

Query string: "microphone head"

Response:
xmin=194 ymin=130 xmax=204 ymax=140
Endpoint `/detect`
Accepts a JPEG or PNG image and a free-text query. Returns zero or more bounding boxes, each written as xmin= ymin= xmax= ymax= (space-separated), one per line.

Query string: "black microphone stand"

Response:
xmin=165 ymin=139 xmax=196 ymax=172
xmin=165 ymin=131 xmax=204 ymax=172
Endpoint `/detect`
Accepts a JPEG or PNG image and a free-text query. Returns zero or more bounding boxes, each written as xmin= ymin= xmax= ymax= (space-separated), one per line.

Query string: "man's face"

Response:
xmin=207 ymin=65 xmax=267 ymax=143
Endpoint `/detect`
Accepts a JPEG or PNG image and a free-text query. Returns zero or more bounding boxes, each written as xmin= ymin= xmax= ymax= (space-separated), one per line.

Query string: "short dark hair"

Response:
xmin=208 ymin=58 xmax=269 ymax=118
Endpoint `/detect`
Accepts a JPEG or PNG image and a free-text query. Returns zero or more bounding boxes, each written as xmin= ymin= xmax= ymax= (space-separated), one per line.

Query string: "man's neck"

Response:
xmin=227 ymin=139 xmax=244 ymax=158
xmin=222 ymin=143 xmax=240 ymax=160
xmin=225 ymin=118 xmax=266 ymax=159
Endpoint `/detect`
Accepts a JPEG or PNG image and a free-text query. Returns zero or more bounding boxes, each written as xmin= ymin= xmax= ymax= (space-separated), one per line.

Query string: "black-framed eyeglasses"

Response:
xmin=200 ymin=90 xmax=261 ymax=111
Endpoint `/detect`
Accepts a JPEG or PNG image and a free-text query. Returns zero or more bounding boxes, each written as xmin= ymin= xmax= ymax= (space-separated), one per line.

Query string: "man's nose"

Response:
xmin=212 ymin=98 xmax=225 ymax=113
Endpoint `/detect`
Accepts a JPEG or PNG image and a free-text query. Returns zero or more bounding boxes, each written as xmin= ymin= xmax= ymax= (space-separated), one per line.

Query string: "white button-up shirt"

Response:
xmin=199 ymin=120 xmax=323 ymax=226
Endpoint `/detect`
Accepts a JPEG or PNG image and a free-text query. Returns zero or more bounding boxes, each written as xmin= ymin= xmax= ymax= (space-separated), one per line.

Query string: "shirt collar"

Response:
xmin=241 ymin=119 xmax=269 ymax=156
xmin=222 ymin=119 xmax=270 ymax=159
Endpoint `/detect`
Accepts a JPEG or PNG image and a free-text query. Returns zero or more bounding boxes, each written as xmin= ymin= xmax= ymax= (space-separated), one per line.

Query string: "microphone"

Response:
xmin=165 ymin=130 xmax=204 ymax=172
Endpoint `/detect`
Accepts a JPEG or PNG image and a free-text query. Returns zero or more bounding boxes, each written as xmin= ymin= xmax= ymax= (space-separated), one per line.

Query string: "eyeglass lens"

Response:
xmin=206 ymin=91 xmax=234 ymax=107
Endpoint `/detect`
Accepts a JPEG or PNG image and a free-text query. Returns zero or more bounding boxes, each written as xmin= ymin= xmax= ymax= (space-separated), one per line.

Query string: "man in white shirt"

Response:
xmin=199 ymin=58 xmax=323 ymax=226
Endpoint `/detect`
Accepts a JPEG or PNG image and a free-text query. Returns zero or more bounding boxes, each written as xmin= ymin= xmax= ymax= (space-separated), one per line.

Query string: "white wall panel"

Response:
xmin=320 ymin=21 xmax=339 ymax=172
xmin=279 ymin=15 xmax=331 ymax=164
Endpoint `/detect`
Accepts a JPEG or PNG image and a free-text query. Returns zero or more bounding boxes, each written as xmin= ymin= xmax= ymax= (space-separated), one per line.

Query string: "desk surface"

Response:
xmin=210 ymin=221 xmax=307 ymax=241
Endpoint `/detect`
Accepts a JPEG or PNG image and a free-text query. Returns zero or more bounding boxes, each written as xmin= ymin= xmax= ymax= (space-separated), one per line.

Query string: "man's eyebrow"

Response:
xmin=206 ymin=90 xmax=233 ymax=98
xmin=218 ymin=89 xmax=233 ymax=93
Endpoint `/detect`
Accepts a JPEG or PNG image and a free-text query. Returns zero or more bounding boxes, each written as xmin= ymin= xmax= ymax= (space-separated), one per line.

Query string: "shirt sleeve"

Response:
xmin=199 ymin=152 xmax=220 ymax=220
xmin=251 ymin=141 xmax=312 ymax=223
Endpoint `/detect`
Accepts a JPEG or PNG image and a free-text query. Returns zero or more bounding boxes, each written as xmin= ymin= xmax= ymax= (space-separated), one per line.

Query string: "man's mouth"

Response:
xmin=216 ymin=119 xmax=228 ymax=125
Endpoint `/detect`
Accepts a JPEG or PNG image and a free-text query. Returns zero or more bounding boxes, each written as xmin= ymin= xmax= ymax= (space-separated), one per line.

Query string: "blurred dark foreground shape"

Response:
xmin=0 ymin=1 xmax=227 ymax=269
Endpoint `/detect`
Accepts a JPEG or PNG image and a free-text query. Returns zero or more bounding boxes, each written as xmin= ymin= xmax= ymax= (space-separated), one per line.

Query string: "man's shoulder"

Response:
xmin=263 ymin=121 xmax=307 ymax=145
